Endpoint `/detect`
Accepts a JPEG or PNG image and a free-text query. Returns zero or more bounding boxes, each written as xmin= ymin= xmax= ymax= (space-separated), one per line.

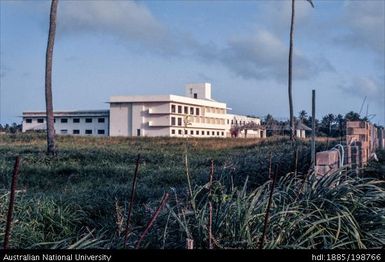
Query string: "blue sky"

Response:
xmin=0 ymin=0 xmax=384 ymax=125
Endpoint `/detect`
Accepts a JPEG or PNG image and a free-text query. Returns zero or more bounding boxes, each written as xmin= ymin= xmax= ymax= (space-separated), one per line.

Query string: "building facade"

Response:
xmin=22 ymin=110 xmax=109 ymax=136
xmin=22 ymin=83 xmax=265 ymax=138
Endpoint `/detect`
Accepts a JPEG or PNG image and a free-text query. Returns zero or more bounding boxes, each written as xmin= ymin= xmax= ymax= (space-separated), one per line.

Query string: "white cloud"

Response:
xmin=340 ymin=76 xmax=384 ymax=105
xmin=58 ymin=0 xmax=167 ymax=48
xmin=216 ymin=29 xmax=334 ymax=82
xmin=336 ymin=0 xmax=385 ymax=54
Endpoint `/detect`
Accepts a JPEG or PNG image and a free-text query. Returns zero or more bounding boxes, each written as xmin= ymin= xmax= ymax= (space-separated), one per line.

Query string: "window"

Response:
xmin=201 ymin=131 xmax=205 ymax=135
xmin=37 ymin=118 xmax=44 ymax=123
xmin=85 ymin=130 xmax=92 ymax=135
xmin=178 ymin=118 xmax=182 ymax=126
xmin=190 ymin=130 xmax=194 ymax=135
xmin=178 ymin=130 xmax=182 ymax=135
xmin=184 ymin=106 xmax=188 ymax=114
xmin=221 ymin=132 xmax=224 ymax=136
xmin=26 ymin=119 xmax=32 ymax=123
xmin=60 ymin=129 xmax=68 ymax=134
xmin=98 ymin=118 xmax=105 ymax=123
xmin=171 ymin=104 xmax=176 ymax=113
xmin=73 ymin=118 xmax=80 ymax=123
xmin=54 ymin=118 xmax=56 ymax=123
xmin=227 ymin=119 xmax=229 ymax=124
xmin=137 ymin=129 xmax=141 ymax=136
xmin=196 ymin=108 xmax=200 ymax=115
xmin=207 ymin=131 xmax=210 ymax=135
xmin=196 ymin=130 xmax=199 ymax=135
xmin=190 ymin=107 xmax=194 ymax=115
xmin=185 ymin=130 xmax=188 ymax=135
xmin=217 ymin=131 xmax=220 ymax=136
xmin=212 ymin=131 xmax=215 ymax=135
xmin=194 ymin=93 xmax=198 ymax=99
xmin=171 ymin=117 xmax=176 ymax=126
xmin=171 ymin=129 xmax=175 ymax=134
xmin=178 ymin=105 xmax=182 ymax=114
xmin=98 ymin=130 xmax=105 ymax=135
xmin=61 ymin=118 xmax=68 ymax=123
xmin=231 ymin=120 xmax=233 ymax=124
xmin=73 ymin=130 xmax=80 ymax=135
xmin=85 ymin=118 xmax=92 ymax=123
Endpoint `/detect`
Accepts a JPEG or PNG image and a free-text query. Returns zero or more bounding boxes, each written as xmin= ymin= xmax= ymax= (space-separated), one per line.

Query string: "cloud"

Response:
xmin=340 ymin=76 xmax=384 ymax=105
xmin=57 ymin=0 xmax=169 ymax=51
xmin=335 ymin=1 xmax=385 ymax=54
xmin=214 ymin=29 xmax=334 ymax=82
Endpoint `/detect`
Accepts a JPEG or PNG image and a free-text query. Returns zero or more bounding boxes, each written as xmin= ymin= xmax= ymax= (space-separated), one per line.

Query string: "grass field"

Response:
xmin=0 ymin=133 xmax=384 ymax=249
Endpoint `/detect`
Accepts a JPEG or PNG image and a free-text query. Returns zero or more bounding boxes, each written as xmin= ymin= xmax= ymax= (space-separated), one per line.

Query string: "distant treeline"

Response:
xmin=262 ymin=110 xmax=383 ymax=138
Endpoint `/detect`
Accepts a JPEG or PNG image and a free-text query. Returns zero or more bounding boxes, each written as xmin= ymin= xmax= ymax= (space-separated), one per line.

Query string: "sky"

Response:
xmin=0 ymin=0 xmax=384 ymax=125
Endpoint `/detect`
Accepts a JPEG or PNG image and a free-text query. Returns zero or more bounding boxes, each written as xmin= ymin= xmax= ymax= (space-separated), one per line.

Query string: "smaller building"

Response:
xmin=22 ymin=110 xmax=109 ymax=136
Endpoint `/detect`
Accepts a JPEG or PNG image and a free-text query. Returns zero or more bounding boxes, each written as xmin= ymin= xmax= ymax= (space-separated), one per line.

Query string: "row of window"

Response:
xmin=171 ymin=104 xmax=200 ymax=116
xmin=25 ymin=118 xmax=106 ymax=124
xmin=230 ymin=119 xmax=250 ymax=125
xmin=171 ymin=116 xmax=225 ymax=126
xmin=171 ymin=129 xmax=225 ymax=136
xmin=60 ymin=129 xmax=106 ymax=135
xmin=170 ymin=104 xmax=226 ymax=116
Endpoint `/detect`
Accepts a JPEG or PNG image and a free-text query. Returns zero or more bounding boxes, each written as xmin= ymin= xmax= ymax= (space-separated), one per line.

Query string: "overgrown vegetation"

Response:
xmin=0 ymin=133 xmax=384 ymax=248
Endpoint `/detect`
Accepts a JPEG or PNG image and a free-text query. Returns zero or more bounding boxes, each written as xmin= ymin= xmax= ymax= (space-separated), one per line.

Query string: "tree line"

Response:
xmin=262 ymin=110 xmax=380 ymax=138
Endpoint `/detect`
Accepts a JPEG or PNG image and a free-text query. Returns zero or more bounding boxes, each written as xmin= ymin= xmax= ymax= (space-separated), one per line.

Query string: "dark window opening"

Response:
xmin=171 ymin=129 xmax=175 ymax=134
xmin=194 ymin=93 xmax=198 ymax=99
xmin=196 ymin=108 xmax=200 ymax=115
xmin=171 ymin=104 xmax=176 ymax=113
xmin=178 ymin=130 xmax=182 ymax=135
xmin=171 ymin=117 xmax=176 ymax=126
xmin=73 ymin=118 xmax=80 ymax=123
xmin=184 ymin=106 xmax=188 ymax=114
xmin=26 ymin=119 xmax=32 ymax=123
xmin=137 ymin=129 xmax=141 ymax=136
xmin=221 ymin=132 xmax=224 ymax=136
xmin=178 ymin=106 xmax=182 ymax=114
xmin=190 ymin=130 xmax=194 ymax=135
xmin=60 ymin=129 xmax=68 ymax=134
xmin=98 ymin=118 xmax=105 ymax=123
xmin=185 ymin=130 xmax=188 ymax=134
xmin=178 ymin=118 xmax=182 ymax=126
xmin=85 ymin=118 xmax=92 ymax=123
xmin=196 ymin=130 xmax=199 ymax=135
xmin=61 ymin=118 xmax=68 ymax=123
xmin=73 ymin=130 xmax=80 ymax=135
xmin=98 ymin=130 xmax=105 ymax=135
xmin=85 ymin=130 xmax=92 ymax=135
xmin=37 ymin=118 xmax=44 ymax=123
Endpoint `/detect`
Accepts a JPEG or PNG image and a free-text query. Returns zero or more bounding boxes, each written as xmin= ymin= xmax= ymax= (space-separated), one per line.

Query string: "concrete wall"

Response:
xmin=109 ymin=103 xmax=132 ymax=136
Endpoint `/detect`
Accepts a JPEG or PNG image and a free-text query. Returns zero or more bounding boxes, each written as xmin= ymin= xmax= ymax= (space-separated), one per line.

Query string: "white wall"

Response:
xmin=110 ymin=103 xmax=131 ymax=136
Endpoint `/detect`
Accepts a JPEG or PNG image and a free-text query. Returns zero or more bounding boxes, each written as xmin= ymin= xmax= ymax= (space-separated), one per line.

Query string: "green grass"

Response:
xmin=0 ymin=133 xmax=384 ymax=249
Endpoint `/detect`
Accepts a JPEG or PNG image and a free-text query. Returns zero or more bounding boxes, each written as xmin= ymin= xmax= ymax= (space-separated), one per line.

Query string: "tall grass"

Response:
xmin=166 ymin=168 xmax=385 ymax=249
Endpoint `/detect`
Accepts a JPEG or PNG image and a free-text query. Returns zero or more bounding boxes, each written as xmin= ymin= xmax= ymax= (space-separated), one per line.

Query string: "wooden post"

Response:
xmin=311 ymin=90 xmax=316 ymax=168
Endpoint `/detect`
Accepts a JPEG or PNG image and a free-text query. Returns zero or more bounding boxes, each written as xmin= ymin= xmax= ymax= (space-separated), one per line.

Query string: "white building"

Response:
xmin=22 ymin=110 xmax=109 ymax=136
xmin=22 ymin=83 xmax=265 ymax=138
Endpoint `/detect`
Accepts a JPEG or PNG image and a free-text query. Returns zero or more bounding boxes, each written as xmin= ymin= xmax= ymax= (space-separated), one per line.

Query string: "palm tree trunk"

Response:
xmin=45 ymin=0 xmax=58 ymax=155
xmin=288 ymin=0 xmax=295 ymax=141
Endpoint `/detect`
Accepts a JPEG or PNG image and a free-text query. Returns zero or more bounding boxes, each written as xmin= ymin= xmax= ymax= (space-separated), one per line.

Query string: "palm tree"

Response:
xmin=288 ymin=0 xmax=314 ymax=140
xmin=45 ymin=0 xmax=59 ymax=155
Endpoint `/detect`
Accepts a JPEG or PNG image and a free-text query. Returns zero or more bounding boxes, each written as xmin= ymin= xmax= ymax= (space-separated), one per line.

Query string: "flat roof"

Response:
xmin=109 ymin=94 xmax=227 ymax=108
xmin=22 ymin=110 xmax=109 ymax=117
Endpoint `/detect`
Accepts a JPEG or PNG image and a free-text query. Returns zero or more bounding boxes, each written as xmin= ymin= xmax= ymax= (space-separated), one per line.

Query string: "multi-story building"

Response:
xmin=22 ymin=83 xmax=265 ymax=138
xmin=22 ymin=110 xmax=109 ymax=136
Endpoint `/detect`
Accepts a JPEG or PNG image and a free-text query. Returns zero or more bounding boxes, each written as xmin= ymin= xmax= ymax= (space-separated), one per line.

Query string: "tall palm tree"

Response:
xmin=288 ymin=0 xmax=314 ymax=140
xmin=45 ymin=0 xmax=59 ymax=155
